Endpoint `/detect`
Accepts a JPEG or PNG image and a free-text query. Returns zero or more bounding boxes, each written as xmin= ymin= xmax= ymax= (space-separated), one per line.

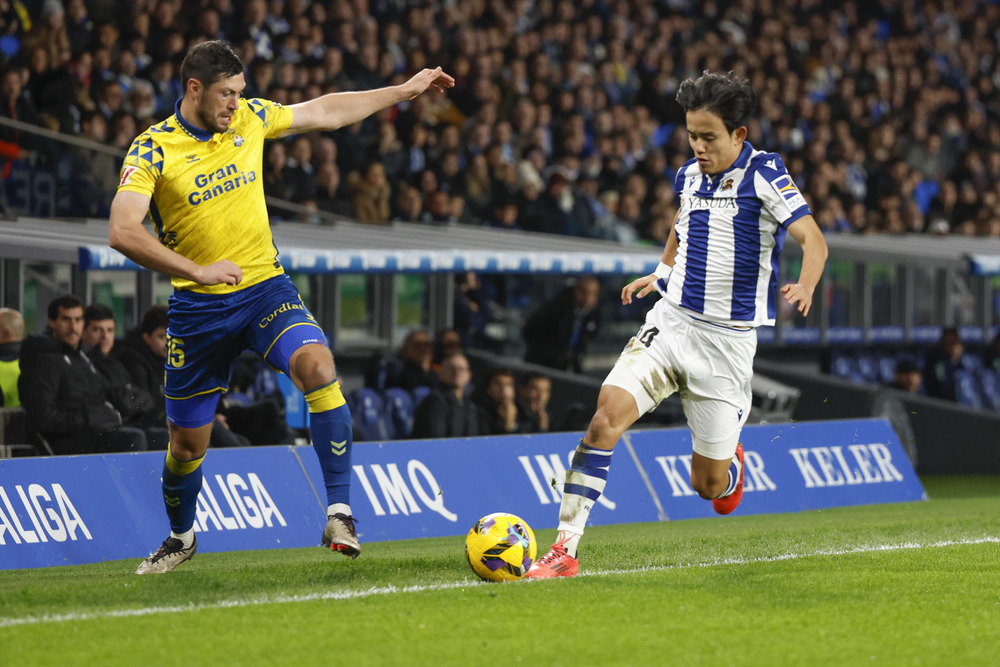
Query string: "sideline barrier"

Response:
xmin=0 ymin=419 xmax=924 ymax=570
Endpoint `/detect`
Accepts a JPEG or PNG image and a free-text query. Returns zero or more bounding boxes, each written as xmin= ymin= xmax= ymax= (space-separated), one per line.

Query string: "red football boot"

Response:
xmin=524 ymin=539 xmax=579 ymax=579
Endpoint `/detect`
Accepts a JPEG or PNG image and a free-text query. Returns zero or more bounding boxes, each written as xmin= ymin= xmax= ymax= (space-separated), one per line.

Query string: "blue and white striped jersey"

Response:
xmin=663 ymin=142 xmax=811 ymax=327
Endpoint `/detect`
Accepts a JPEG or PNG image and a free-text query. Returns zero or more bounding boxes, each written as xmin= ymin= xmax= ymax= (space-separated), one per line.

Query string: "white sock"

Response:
xmin=714 ymin=453 xmax=743 ymax=499
xmin=556 ymin=530 xmax=582 ymax=558
xmin=555 ymin=443 xmax=613 ymax=557
xmin=170 ymin=528 xmax=195 ymax=549
xmin=327 ymin=503 xmax=351 ymax=517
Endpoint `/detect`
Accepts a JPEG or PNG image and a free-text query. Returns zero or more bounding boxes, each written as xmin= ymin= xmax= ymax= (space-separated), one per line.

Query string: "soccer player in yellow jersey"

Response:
xmin=109 ymin=41 xmax=454 ymax=574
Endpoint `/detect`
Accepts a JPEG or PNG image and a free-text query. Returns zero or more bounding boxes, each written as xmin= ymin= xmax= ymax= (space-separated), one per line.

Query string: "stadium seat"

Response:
xmin=877 ymin=354 xmax=898 ymax=385
xmin=856 ymin=353 xmax=879 ymax=384
xmin=978 ymin=368 xmax=1000 ymax=412
xmin=411 ymin=385 xmax=432 ymax=408
xmin=346 ymin=387 xmax=390 ymax=442
xmin=276 ymin=372 xmax=309 ymax=430
xmin=383 ymin=388 xmax=415 ymax=440
xmin=953 ymin=369 xmax=983 ymax=409
xmin=960 ymin=355 xmax=984 ymax=373
xmin=830 ymin=352 xmax=859 ymax=380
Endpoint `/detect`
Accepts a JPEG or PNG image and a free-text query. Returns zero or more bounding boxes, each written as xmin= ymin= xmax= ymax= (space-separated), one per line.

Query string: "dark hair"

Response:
xmin=675 ymin=71 xmax=757 ymax=134
xmin=84 ymin=303 xmax=115 ymax=326
xmin=523 ymin=371 xmax=550 ymax=385
xmin=487 ymin=366 xmax=515 ymax=383
xmin=180 ymin=40 xmax=243 ymax=90
xmin=140 ymin=305 xmax=168 ymax=335
xmin=47 ymin=295 xmax=83 ymax=320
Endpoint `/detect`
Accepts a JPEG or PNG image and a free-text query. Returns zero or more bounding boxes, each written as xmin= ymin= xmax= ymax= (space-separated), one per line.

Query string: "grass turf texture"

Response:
xmin=1 ymin=476 xmax=998 ymax=666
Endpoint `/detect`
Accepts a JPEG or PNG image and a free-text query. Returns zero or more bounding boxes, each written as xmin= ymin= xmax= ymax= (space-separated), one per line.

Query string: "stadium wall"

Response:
xmin=0 ymin=419 xmax=924 ymax=570
xmin=755 ymin=360 xmax=1000 ymax=475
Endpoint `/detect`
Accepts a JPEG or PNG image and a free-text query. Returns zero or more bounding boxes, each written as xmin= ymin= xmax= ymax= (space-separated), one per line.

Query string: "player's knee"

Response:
xmin=585 ymin=409 xmax=625 ymax=448
xmin=166 ymin=425 xmax=210 ymax=464
xmin=291 ymin=349 xmax=336 ymax=391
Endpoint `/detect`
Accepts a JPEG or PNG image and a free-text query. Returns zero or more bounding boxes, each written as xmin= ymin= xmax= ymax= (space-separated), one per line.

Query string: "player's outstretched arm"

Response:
xmin=781 ymin=215 xmax=828 ymax=317
xmin=282 ymin=67 xmax=455 ymax=136
xmin=622 ymin=220 xmax=678 ymax=305
xmin=109 ymin=190 xmax=243 ymax=287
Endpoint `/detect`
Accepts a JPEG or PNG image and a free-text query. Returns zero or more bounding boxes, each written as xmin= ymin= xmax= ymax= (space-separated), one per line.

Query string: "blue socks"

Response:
xmin=306 ymin=382 xmax=354 ymax=506
xmin=162 ymin=449 xmax=204 ymax=535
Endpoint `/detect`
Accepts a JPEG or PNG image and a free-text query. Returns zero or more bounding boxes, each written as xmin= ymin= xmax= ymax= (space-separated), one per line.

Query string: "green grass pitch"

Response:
xmin=1 ymin=476 xmax=998 ymax=666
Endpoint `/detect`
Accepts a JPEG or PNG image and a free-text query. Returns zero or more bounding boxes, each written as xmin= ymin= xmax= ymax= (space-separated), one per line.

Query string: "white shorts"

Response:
xmin=603 ymin=301 xmax=755 ymax=460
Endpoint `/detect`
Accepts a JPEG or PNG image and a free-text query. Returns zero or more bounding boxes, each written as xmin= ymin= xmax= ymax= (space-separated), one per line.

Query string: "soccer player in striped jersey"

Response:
xmin=527 ymin=71 xmax=828 ymax=579
xmin=109 ymin=41 xmax=453 ymax=574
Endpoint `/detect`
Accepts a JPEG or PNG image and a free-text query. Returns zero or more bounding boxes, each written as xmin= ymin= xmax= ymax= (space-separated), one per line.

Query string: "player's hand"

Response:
xmin=498 ymin=399 xmax=518 ymax=431
xmin=398 ymin=67 xmax=455 ymax=100
xmin=196 ymin=260 xmax=242 ymax=286
xmin=780 ymin=283 xmax=813 ymax=316
xmin=621 ymin=274 xmax=659 ymax=305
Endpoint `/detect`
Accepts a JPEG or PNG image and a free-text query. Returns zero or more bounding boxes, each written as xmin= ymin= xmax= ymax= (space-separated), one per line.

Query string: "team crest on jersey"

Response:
xmin=232 ymin=133 xmax=245 ymax=147
xmin=721 ymin=178 xmax=734 ymax=192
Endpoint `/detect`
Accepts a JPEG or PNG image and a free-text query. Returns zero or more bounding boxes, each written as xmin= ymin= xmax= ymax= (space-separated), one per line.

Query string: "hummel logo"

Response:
xmin=185 ymin=154 xmax=199 ymax=163
xmin=164 ymin=496 xmax=181 ymax=507
xmin=331 ymin=440 xmax=347 ymax=455
xmin=764 ymin=159 xmax=777 ymax=170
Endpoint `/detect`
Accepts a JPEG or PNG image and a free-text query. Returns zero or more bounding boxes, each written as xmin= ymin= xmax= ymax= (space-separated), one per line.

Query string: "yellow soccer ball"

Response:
xmin=465 ymin=512 xmax=537 ymax=582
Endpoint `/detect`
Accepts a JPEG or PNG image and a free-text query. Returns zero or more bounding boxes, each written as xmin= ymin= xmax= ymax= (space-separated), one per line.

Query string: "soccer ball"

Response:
xmin=465 ymin=512 xmax=537 ymax=582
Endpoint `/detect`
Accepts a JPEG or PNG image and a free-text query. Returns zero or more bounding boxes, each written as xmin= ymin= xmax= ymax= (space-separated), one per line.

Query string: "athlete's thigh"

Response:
xmin=680 ymin=328 xmax=754 ymax=458
xmin=247 ymin=275 xmax=328 ymax=375
xmin=602 ymin=300 xmax=681 ymax=415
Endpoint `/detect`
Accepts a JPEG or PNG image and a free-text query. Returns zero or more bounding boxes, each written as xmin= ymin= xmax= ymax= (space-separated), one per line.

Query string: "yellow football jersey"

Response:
xmin=117 ymin=98 xmax=294 ymax=294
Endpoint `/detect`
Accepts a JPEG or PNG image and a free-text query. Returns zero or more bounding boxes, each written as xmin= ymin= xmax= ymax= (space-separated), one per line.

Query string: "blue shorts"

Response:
xmin=165 ymin=274 xmax=327 ymax=428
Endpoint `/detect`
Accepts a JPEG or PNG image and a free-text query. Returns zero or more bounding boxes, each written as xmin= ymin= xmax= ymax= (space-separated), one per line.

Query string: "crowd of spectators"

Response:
xmin=3 ymin=296 xmax=259 ymax=454
xmin=0 ymin=1 xmax=998 ymax=237
xmin=363 ymin=326 xmax=554 ymax=440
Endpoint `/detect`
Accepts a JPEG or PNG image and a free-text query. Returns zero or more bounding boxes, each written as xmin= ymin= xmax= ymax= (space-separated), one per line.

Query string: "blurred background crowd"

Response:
xmin=1 ymin=0 xmax=999 ymax=240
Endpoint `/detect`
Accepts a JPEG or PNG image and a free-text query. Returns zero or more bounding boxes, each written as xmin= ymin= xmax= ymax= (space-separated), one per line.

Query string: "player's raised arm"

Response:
xmin=282 ymin=67 xmax=455 ymax=137
xmin=108 ymin=190 xmax=243 ymax=287
xmin=781 ymin=214 xmax=828 ymax=316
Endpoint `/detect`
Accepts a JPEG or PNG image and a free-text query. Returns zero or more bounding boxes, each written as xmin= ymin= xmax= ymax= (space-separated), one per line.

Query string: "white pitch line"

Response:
xmin=1 ymin=536 xmax=997 ymax=629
